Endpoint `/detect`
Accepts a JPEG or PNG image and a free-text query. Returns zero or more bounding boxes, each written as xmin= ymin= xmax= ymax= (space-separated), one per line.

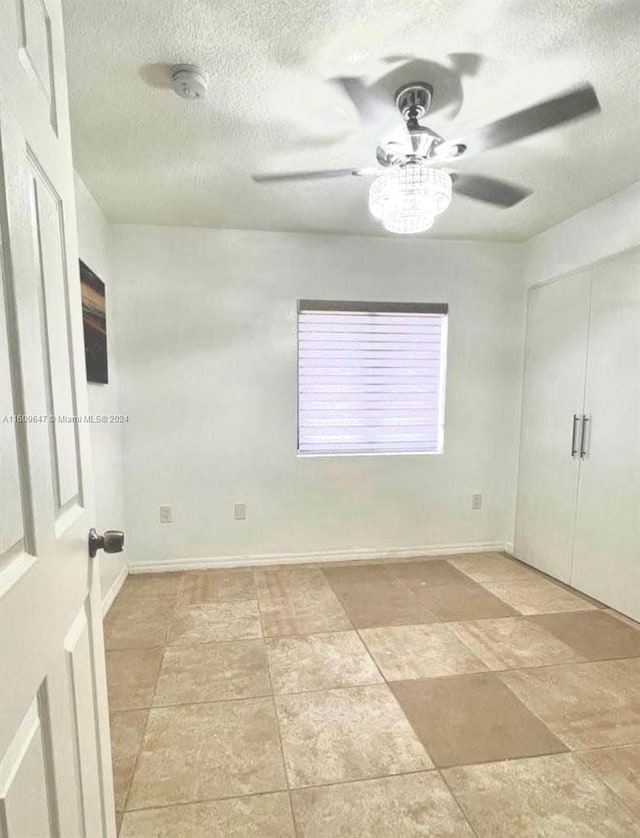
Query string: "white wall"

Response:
xmin=74 ymin=174 xmax=127 ymax=601
xmin=524 ymin=181 xmax=640 ymax=286
xmin=110 ymin=225 xmax=525 ymax=570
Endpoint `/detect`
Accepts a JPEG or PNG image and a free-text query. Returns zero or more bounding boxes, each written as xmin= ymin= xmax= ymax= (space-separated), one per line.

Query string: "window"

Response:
xmin=297 ymin=300 xmax=448 ymax=456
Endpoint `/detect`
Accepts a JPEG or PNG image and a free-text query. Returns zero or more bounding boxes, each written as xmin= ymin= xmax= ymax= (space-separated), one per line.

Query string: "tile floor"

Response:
xmin=104 ymin=552 xmax=640 ymax=837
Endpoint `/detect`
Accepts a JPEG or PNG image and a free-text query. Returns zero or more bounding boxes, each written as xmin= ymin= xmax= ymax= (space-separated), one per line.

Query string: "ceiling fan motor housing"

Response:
xmin=395 ymin=82 xmax=433 ymax=120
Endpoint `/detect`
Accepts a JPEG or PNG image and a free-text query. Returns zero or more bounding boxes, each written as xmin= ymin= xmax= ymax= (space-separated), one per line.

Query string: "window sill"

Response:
xmin=296 ymin=450 xmax=443 ymax=458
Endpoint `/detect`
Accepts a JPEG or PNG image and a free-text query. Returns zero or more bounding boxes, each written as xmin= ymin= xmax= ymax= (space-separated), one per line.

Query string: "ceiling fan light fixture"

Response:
xmin=368 ymin=163 xmax=452 ymax=234
xmin=382 ymin=202 xmax=435 ymax=235
xmin=254 ymin=81 xmax=600 ymax=229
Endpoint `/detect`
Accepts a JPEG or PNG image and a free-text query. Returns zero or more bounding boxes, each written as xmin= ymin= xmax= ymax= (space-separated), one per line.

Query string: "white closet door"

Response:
xmin=571 ymin=249 xmax=640 ymax=620
xmin=514 ymin=272 xmax=591 ymax=582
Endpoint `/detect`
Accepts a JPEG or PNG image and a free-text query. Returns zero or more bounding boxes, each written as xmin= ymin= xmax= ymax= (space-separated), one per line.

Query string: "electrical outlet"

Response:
xmin=471 ymin=493 xmax=483 ymax=511
xmin=159 ymin=505 xmax=173 ymax=524
xmin=234 ymin=502 xmax=247 ymax=521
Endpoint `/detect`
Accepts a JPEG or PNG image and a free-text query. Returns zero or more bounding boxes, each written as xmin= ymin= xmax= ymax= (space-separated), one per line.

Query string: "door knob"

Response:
xmin=88 ymin=528 xmax=125 ymax=558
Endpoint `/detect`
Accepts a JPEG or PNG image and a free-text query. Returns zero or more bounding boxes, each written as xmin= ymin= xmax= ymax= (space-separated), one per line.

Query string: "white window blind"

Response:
xmin=298 ymin=300 xmax=448 ymax=456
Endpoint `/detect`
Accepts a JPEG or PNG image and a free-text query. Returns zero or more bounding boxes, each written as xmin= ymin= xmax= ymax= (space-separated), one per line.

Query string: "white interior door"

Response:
xmin=0 ymin=1 xmax=116 ymax=836
xmin=514 ymin=271 xmax=591 ymax=582
xmin=571 ymin=248 xmax=640 ymax=620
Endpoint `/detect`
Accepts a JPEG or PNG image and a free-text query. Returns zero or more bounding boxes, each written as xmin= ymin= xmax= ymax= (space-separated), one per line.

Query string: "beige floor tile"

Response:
xmin=110 ymin=709 xmax=148 ymax=811
xmin=360 ymin=624 xmax=487 ymax=681
xmin=267 ymin=631 xmax=382 ymax=694
xmin=127 ymin=698 xmax=286 ymax=808
xmin=105 ymin=558 xmax=640 ymax=836
xmin=530 ymin=610 xmax=640 ymax=661
xmin=411 ymin=582 xmax=518 ymax=622
xmin=116 ymin=811 xmax=123 ymax=833
xmin=391 ymin=673 xmax=566 ymax=768
xmin=443 ymin=753 xmax=640 ymax=837
xmin=481 ymin=577 xmax=597 ymax=615
xmin=317 ymin=558 xmax=395 ymax=569
xmin=104 ymin=602 xmax=173 ymax=650
xmin=291 ymin=772 xmax=474 ymax=837
xmin=389 ymin=559 xmax=473 ymax=589
xmin=115 ymin=573 xmax=183 ymax=606
xmin=500 ymin=658 xmax=640 ymax=749
xmin=256 ymin=565 xmax=344 ymax=594
xmin=106 ymin=648 xmax=164 ymax=710
xmin=578 ymin=744 xmax=640 ymax=818
xmin=276 ymin=684 xmax=432 ymax=787
xmin=605 ymin=609 xmax=640 ymax=630
xmin=322 ymin=565 xmax=439 ymax=628
xmin=154 ymin=640 xmax=270 ymax=705
xmin=258 ymin=596 xmax=352 ymax=637
xmin=255 ymin=567 xmax=351 ymax=636
xmin=545 ymin=578 xmax=605 ymax=608
xmin=179 ymin=569 xmax=255 ymax=604
xmin=448 ymin=553 xmax=534 ymax=584
xmin=167 ymin=600 xmax=262 ymax=645
xmin=120 ymin=792 xmax=295 ymax=837
xmin=318 ymin=556 xmax=450 ymax=570
xmin=120 ymin=572 xmax=184 ymax=591
xmin=448 ymin=617 xmax=584 ymax=671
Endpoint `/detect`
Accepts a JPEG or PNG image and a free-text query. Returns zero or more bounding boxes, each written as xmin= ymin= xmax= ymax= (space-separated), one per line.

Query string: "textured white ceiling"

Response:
xmin=64 ymin=0 xmax=640 ymax=241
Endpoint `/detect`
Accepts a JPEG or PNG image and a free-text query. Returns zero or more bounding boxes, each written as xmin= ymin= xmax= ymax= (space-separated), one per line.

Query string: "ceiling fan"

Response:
xmin=251 ymin=79 xmax=600 ymax=234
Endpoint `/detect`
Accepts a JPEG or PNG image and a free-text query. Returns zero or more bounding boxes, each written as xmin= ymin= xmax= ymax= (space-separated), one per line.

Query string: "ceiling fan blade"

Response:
xmin=452 ymin=174 xmax=532 ymax=207
xmin=252 ymin=168 xmax=375 ymax=183
xmin=334 ymin=77 xmax=391 ymax=128
xmin=458 ymin=84 xmax=600 ymax=156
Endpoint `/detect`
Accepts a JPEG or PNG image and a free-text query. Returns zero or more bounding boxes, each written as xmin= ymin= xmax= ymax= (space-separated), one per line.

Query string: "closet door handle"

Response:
xmin=580 ymin=414 xmax=591 ymax=459
xmin=571 ymin=414 xmax=582 ymax=458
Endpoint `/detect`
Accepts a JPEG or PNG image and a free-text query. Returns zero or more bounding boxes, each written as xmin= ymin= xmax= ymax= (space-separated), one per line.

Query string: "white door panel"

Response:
xmin=0 ymin=237 xmax=24 ymax=557
xmin=65 ymin=606 xmax=105 ymax=833
xmin=571 ymin=249 xmax=640 ymax=620
xmin=514 ymin=272 xmax=590 ymax=581
xmin=0 ymin=0 xmax=116 ymax=835
xmin=28 ymin=155 xmax=82 ymax=511
xmin=0 ymin=699 xmax=56 ymax=837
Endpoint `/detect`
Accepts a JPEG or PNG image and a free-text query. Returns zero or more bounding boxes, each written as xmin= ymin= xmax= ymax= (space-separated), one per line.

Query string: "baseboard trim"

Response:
xmin=128 ymin=541 xmax=507 ymax=574
xmin=101 ymin=562 xmax=128 ymax=616
xmin=504 ymin=542 xmax=515 ymax=557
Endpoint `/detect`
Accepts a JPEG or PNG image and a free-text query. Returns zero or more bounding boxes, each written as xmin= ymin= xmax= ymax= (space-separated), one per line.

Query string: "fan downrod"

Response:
xmin=395 ymin=82 xmax=433 ymax=121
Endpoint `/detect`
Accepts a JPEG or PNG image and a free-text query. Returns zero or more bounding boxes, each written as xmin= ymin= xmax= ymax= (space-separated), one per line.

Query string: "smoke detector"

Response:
xmin=169 ymin=64 xmax=209 ymax=100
